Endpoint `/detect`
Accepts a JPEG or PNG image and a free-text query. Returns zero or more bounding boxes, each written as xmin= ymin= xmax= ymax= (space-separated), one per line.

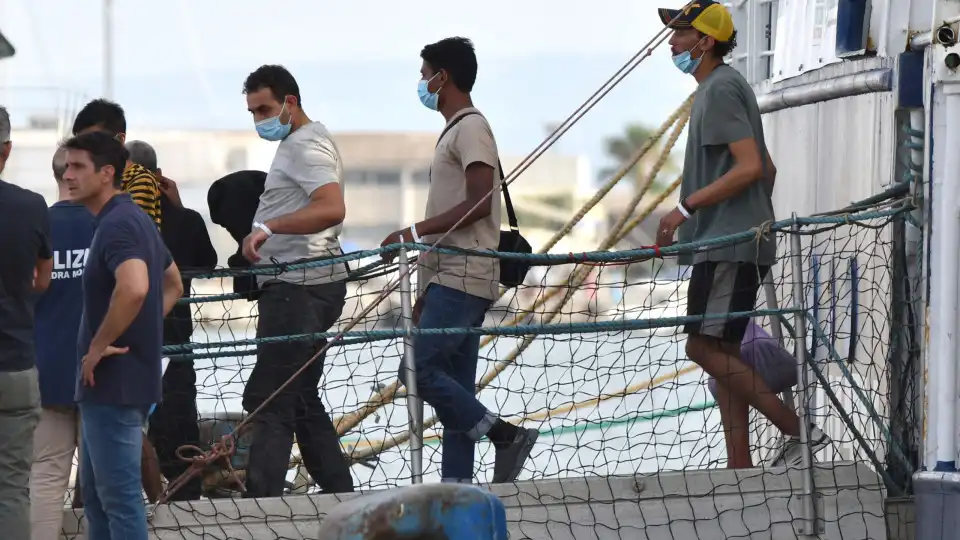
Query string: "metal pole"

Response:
xmin=398 ymin=245 xmax=423 ymax=484
xmin=933 ymin=89 xmax=960 ymax=471
xmin=789 ymin=217 xmax=818 ymax=536
xmin=103 ymin=0 xmax=114 ymax=99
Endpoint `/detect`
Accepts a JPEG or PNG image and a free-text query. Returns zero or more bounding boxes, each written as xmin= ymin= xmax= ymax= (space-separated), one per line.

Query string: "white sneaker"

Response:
xmin=146 ymin=503 xmax=156 ymax=522
xmin=770 ymin=424 xmax=831 ymax=467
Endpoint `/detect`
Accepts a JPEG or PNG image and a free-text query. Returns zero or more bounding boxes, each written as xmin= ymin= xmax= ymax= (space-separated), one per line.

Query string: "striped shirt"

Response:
xmin=121 ymin=163 xmax=161 ymax=228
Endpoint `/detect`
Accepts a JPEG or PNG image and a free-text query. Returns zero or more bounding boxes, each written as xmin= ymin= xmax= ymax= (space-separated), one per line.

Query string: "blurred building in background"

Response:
xmin=1 ymin=88 xmax=604 ymax=264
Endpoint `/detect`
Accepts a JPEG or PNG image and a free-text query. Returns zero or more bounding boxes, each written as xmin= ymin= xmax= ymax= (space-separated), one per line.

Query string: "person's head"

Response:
xmin=125 ymin=139 xmax=159 ymax=175
xmin=243 ymin=64 xmax=303 ymax=141
xmin=62 ymin=131 xmax=129 ymax=207
xmin=418 ymin=37 xmax=477 ymax=112
xmin=659 ymin=1 xmax=737 ymax=75
xmin=72 ymin=99 xmax=128 ymax=142
xmin=52 ymin=143 xmax=68 ymax=183
xmin=0 ymin=106 xmax=11 ymax=174
xmin=52 ymin=143 xmax=70 ymax=200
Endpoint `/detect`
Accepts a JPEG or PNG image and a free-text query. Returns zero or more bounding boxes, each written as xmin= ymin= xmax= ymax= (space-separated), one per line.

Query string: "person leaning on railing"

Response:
xmin=653 ymin=0 xmax=830 ymax=469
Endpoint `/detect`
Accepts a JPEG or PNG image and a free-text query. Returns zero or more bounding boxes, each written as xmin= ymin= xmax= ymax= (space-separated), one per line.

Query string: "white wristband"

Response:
xmin=676 ymin=203 xmax=691 ymax=219
xmin=410 ymin=224 xmax=422 ymax=243
xmin=253 ymin=221 xmax=274 ymax=238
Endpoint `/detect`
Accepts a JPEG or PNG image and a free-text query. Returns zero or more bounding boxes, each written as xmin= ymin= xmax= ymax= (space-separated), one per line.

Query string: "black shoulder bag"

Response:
xmin=432 ymin=112 xmax=532 ymax=289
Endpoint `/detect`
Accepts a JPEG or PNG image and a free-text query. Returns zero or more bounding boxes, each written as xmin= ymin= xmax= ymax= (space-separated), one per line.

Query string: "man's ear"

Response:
xmin=702 ymin=35 xmax=716 ymax=54
xmin=1 ymin=140 xmax=11 ymax=161
xmin=102 ymin=164 xmax=116 ymax=185
xmin=115 ymin=132 xmax=126 ymax=144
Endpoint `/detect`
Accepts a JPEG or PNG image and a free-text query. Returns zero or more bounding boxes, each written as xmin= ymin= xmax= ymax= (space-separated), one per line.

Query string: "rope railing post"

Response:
xmin=789 ymin=217 xmax=819 ymax=536
xmin=397 ymin=244 xmax=424 ymax=484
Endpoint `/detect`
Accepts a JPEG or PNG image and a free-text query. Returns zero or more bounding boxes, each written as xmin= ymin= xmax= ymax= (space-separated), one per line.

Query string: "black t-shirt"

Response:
xmin=0 ymin=180 xmax=52 ymax=372
xmin=160 ymin=194 xmax=217 ymax=345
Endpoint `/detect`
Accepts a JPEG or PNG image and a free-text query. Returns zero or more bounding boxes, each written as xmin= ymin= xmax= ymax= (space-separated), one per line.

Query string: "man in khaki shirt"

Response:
xmin=380 ymin=37 xmax=538 ymax=484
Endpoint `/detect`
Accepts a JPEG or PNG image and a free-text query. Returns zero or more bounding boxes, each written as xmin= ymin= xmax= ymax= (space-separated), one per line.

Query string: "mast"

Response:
xmin=103 ymin=0 xmax=113 ymax=99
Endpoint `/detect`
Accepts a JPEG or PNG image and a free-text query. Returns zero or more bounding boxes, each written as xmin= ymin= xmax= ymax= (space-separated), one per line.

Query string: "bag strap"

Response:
xmin=433 ymin=112 xmax=519 ymax=232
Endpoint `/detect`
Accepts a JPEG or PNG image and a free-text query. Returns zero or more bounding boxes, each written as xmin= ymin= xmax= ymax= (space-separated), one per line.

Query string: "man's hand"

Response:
xmin=81 ymin=345 xmax=130 ymax=387
xmin=412 ymin=296 xmax=425 ymax=326
xmin=242 ymin=228 xmax=270 ymax=263
xmin=378 ymin=228 xmax=413 ymax=263
xmin=656 ymin=207 xmax=687 ymax=247
xmin=157 ymin=175 xmax=183 ymax=208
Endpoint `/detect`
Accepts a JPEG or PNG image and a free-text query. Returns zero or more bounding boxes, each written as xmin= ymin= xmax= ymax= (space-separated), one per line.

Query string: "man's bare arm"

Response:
xmin=161 ymin=261 xmax=184 ymax=317
xmin=685 ymin=137 xmax=765 ymax=211
xmin=765 ymin=149 xmax=777 ymax=188
xmin=263 ymin=183 xmax=345 ymax=235
xmin=33 ymin=257 xmax=53 ymax=293
xmin=87 ymin=259 xmax=149 ymax=355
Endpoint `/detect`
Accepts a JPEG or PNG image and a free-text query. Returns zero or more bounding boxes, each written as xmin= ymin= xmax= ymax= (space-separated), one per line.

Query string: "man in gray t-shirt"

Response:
xmin=656 ymin=1 xmax=829 ymax=469
xmin=239 ymin=64 xmax=354 ymax=497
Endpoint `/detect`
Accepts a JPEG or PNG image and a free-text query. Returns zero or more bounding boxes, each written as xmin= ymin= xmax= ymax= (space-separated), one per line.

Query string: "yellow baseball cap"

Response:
xmin=658 ymin=1 xmax=736 ymax=43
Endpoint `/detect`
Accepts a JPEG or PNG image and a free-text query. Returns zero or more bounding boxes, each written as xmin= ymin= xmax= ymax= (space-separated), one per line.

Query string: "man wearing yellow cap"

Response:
xmin=654 ymin=0 xmax=831 ymax=469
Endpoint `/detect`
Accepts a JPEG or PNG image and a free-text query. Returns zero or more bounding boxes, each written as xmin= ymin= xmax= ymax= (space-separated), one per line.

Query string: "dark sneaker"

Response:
xmin=770 ymin=424 xmax=831 ymax=467
xmin=492 ymin=428 xmax=539 ymax=483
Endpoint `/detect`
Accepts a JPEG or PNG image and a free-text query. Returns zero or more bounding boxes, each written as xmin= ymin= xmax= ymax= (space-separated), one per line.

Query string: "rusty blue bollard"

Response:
xmin=316 ymin=483 xmax=507 ymax=539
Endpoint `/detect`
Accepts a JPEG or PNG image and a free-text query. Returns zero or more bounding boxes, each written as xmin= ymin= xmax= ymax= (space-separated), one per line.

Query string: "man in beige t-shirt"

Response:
xmin=380 ymin=37 xmax=538 ymax=484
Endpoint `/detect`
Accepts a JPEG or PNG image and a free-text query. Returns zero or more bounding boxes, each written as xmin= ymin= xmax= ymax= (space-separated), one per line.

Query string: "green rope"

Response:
xmin=163 ymin=308 xmax=796 ymax=357
xmin=182 ymin=207 xmax=909 ymax=281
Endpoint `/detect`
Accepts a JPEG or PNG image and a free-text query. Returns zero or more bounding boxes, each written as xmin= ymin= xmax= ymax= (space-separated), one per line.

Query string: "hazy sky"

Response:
xmin=0 ymin=0 xmax=696 ymax=170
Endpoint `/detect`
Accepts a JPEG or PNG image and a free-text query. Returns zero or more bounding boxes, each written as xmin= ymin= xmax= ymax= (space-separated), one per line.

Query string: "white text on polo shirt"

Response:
xmin=52 ymin=248 xmax=89 ymax=279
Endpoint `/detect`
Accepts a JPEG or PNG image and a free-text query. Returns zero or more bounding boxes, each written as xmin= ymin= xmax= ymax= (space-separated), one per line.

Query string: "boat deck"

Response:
xmin=58 ymin=461 xmax=886 ymax=539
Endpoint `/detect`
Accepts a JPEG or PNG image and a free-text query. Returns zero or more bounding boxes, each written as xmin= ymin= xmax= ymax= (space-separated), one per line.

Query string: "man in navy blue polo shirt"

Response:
xmin=62 ymin=132 xmax=183 ymax=540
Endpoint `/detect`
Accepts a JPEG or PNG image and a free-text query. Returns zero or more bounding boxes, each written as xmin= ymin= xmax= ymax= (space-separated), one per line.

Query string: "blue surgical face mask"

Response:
xmin=417 ymin=74 xmax=441 ymax=111
xmin=672 ymin=38 xmax=707 ymax=75
xmin=255 ymin=102 xmax=292 ymax=141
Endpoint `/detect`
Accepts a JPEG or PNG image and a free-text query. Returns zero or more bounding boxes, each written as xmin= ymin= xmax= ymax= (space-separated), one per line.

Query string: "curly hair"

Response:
xmin=707 ymin=29 xmax=738 ymax=58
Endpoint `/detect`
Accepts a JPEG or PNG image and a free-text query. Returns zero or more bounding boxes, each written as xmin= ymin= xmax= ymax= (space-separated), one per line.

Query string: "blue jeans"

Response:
xmin=79 ymin=402 xmax=148 ymax=540
xmin=402 ymin=284 xmax=494 ymax=482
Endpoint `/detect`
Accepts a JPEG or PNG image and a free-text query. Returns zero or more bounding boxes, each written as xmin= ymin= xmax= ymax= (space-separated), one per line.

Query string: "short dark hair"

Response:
xmin=704 ymin=30 xmax=738 ymax=58
xmin=63 ymin=131 xmax=129 ymax=189
xmin=72 ymin=99 xmax=126 ymax=136
xmin=420 ymin=37 xmax=478 ymax=93
xmin=243 ymin=65 xmax=302 ymax=107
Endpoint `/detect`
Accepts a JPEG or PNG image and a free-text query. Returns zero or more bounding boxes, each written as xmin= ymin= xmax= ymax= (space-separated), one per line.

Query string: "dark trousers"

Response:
xmin=242 ymin=281 xmax=354 ymax=497
xmin=147 ymin=360 xmax=201 ymax=501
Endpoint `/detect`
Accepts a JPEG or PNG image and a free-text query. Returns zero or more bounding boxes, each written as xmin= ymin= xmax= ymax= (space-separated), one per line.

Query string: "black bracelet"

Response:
xmin=679 ymin=198 xmax=695 ymax=216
